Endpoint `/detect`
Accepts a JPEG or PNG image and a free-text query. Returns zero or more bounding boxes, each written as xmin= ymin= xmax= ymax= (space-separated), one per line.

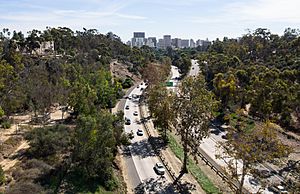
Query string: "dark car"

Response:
xmin=125 ymin=118 xmax=131 ymax=125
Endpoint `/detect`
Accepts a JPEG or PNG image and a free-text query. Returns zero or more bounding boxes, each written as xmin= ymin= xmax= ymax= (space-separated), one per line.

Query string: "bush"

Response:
xmin=121 ymin=78 xmax=133 ymax=89
xmin=1 ymin=120 xmax=11 ymax=129
xmin=104 ymin=176 xmax=118 ymax=191
xmin=0 ymin=166 xmax=5 ymax=185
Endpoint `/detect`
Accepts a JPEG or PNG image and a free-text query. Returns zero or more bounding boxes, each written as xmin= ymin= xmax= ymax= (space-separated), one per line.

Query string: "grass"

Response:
xmin=168 ymin=134 xmax=221 ymax=194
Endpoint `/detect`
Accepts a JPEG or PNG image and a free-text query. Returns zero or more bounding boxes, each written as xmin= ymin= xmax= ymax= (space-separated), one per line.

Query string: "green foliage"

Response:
xmin=0 ymin=107 xmax=4 ymax=117
xmin=1 ymin=120 xmax=11 ymax=129
xmin=218 ymin=122 xmax=292 ymax=193
xmin=25 ymin=125 xmax=72 ymax=158
xmin=197 ymin=28 xmax=300 ymax=132
xmin=168 ymin=134 xmax=220 ymax=194
xmin=121 ymin=78 xmax=133 ymax=88
xmin=73 ymin=111 xmax=117 ymax=183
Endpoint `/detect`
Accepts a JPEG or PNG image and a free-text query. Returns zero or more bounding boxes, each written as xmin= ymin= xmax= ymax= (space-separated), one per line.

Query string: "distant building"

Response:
xmin=32 ymin=41 xmax=55 ymax=55
xmin=146 ymin=37 xmax=157 ymax=48
xmin=172 ymin=38 xmax=181 ymax=48
xmin=133 ymin=32 xmax=145 ymax=38
xmin=163 ymin=35 xmax=172 ymax=49
xmin=181 ymin=39 xmax=189 ymax=48
xmin=131 ymin=32 xmax=146 ymax=48
xmin=202 ymin=39 xmax=211 ymax=49
xmin=196 ymin=39 xmax=202 ymax=47
xmin=190 ymin=39 xmax=195 ymax=48
xmin=157 ymin=39 xmax=164 ymax=49
xmin=126 ymin=41 xmax=131 ymax=47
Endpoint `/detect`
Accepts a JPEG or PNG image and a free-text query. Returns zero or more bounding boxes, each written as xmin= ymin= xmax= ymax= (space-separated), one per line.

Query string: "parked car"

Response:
xmin=154 ymin=162 xmax=165 ymax=175
xmin=125 ymin=105 xmax=130 ymax=110
xmin=137 ymin=85 xmax=139 ymax=88
xmin=137 ymin=129 xmax=143 ymax=136
xmin=133 ymin=111 xmax=138 ymax=116
xmin=125 ymin=118 xmax=131 ymax=125
xmin=268 ymin=185 xmax=288 ymax=194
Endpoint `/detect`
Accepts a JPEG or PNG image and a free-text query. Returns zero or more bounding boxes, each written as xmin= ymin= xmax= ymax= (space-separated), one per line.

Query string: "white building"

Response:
xmin=131 ymin=32 xmax=146 ymax=48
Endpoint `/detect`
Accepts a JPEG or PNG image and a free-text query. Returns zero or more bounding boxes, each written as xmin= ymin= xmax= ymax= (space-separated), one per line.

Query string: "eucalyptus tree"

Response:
xmin=173 ymin=75 xmax=218 ymax=173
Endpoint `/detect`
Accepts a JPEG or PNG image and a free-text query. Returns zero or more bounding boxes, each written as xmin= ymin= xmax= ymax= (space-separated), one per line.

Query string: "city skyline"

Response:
xmin=1 ymin=0 xmax=300 ymax=42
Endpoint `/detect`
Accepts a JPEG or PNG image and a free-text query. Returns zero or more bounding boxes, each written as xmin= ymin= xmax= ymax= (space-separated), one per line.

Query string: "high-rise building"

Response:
xmin=202 ymin=38 xmax=211 ymax=50
xmin=190 ymin=39 xmax=195 ymax=48
xmin=172 ymin=38 xmax=181 ymax=48
xmin=163 ymin=35 xmax=171 ymax=49
xmin=146 ymin=37 xmax=157 ymax=48
xmin=196 ymin=39 xmax=201 ymax=47
xmin=133 ymin=32 xmax=145 ymax=38
xmin=181 ymin=39 xmax=189 ymax=48
xmin=131 ymin=32 xmax=146 ymax=48
xmin=157 ymin=39 xmax=164 ymax=49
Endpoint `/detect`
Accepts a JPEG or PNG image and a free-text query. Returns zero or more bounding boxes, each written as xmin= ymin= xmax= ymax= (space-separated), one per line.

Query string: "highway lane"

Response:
xmin=188 ymin=59 xmax=278 ymax=193
xmin=124 ymin=82 xmax=176 ymax=193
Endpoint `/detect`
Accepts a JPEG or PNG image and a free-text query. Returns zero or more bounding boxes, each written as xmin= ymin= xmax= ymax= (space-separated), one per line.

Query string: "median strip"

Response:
xmin=167 ymin=133 xmax=221 ymax=194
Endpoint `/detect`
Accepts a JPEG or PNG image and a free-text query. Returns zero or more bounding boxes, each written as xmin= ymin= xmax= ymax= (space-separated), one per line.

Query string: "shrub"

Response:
xmin=1 ymin=120 xmax=11 ymax=129
xmin=0 ymin=166 xmax=5 ymax=185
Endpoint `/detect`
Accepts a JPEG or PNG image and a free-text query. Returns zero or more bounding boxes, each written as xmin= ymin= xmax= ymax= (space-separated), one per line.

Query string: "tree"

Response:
xmin=173 ymin=75 xmax=217 ymax=174
xmin=148 ymin=84 xmax=175 ymax=140
xmin=72 ymin=111 xmax=118 ymax=189
xmin=217 ymin=122 xmax=291 ymax=194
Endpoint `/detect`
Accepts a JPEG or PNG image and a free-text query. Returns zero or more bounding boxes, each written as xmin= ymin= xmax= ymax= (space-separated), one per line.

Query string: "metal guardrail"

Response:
xmin=139 ymin=100 xmax=185 ymax=193
xmin=139 ymin=99 xmax=251 ymax=194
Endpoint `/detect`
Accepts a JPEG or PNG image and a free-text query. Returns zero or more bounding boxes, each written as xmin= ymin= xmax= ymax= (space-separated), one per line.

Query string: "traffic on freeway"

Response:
xmin=187 ymin=59 xmax=284 ymax=193
xmin=123 ymin=82 xmax=176 ymax=193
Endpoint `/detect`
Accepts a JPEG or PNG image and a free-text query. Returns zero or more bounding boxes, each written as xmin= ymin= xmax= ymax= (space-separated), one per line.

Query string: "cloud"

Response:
xmin=226 ymin=0 xmax=300 ymax=23
xmin=188 ymin=0 xmax=300 ymax=25
xmin=0 ymin=0 xmax=146 ymax=33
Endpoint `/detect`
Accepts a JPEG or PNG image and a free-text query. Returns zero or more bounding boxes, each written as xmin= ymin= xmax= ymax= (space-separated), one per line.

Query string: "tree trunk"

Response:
xmin=237 ymin=165 xmax=246 ymax=194
xmin=182 ymin=146 xmax=188 ymax=173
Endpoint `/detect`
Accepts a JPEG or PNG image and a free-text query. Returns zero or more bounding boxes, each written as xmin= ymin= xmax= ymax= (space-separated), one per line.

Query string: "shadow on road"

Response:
xmin=129 ymin=137 xmax=167 ymax=158
xmin=134 ymin=176 xmax=177 ymax=194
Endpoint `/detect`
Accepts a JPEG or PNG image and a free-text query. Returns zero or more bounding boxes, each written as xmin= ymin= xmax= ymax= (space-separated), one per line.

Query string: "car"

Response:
xmin=128 ymin=96 xmax=132 ymax=100
xmin=125 ymin=105 xmax=129 ymax=110
xmin=133 ymin=111 xmax=138 ymax=116
xmin=137 ymin=129 xmax=143 ymax=136
xmin=221 ymin=134 xmax=228 ymax=139
xmin=268 ymin=185 xmax=288 ymax=194
xmin=154 ymin=162 xmax=165 ymax=175
xmin=125 ymin=118 xmax=131 ymax=125
xmin=137 ymin=85 xmax=140 ymax=88
xmin=249 ymin=178 xmax=259 ymax=186
xmin=140 ymin=87 xmax=144 ymax=91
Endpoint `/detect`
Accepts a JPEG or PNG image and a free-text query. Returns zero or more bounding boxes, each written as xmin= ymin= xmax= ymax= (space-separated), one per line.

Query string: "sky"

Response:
xmin=1 ymin=0 xmax=300 ymax=42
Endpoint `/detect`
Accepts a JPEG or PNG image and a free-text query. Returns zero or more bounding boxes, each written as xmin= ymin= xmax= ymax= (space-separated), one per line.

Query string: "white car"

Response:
xmin=125 ymin=105 xmax=129 ymax=110
xmin=137 ymin=129 xmax=143 ymax=136
xmin=154 ymin=162 xmax=165 ymax=175
xmin=133 ymin=111 xmax=138 ymax=116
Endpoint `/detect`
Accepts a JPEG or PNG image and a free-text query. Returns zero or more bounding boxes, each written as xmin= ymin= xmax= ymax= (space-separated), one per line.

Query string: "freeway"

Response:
xmin=188 ymin=59 xmax=282 ymax=193
xmin=123 ymin=82 xmax=176 ymax=193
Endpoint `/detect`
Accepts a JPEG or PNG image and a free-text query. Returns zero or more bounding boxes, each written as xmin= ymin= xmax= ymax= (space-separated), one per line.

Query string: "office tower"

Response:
xmin=190 ymin=39 xmax=195 ymax=48
xmin=163 ymin=35 xmax=171 ymax=49
xmin=181 ymin=39 xmax=189 ymax=48
xmin=146 ymin=37 xmax=157 ymax=48
xmin=131 ymin=32 xmax=146 ymax=48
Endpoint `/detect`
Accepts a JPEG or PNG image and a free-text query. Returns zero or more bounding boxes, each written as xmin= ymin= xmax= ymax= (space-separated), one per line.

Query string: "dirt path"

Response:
xmin=0 ymin=108 xmax=70 ymax=173
xmin=0 ymin=141 xmax=29 ymax=171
